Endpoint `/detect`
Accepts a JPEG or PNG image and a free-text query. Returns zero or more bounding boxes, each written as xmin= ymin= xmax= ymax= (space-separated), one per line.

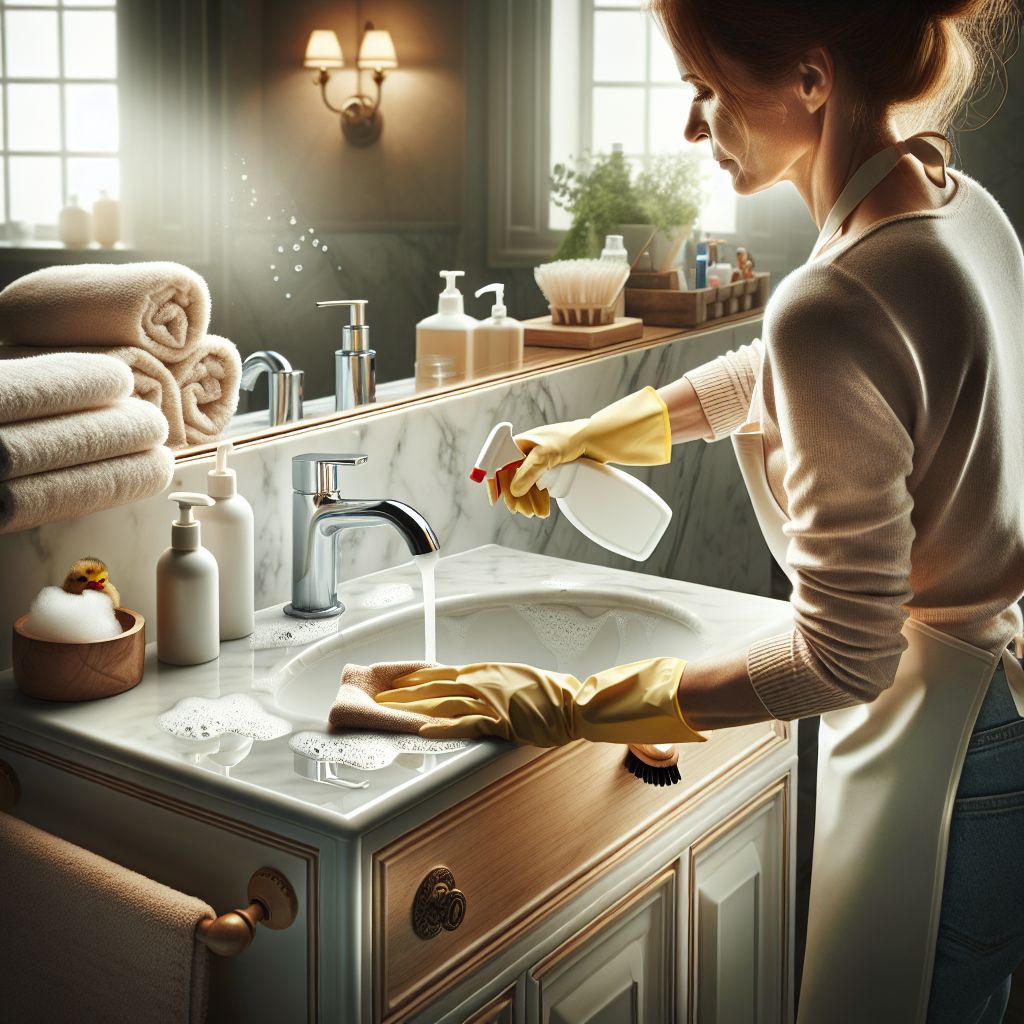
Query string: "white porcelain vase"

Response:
xmin=618 ymin=223 xmax=692 ymax=272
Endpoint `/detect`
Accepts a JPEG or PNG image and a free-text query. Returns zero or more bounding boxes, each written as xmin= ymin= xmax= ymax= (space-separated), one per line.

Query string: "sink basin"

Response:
xmin=262 ymin=586 xmax=710 ymax=723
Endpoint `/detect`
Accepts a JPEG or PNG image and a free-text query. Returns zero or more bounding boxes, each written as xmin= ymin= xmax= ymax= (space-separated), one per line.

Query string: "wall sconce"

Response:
xmin=304 ymin=22 xmax=399 ymax=147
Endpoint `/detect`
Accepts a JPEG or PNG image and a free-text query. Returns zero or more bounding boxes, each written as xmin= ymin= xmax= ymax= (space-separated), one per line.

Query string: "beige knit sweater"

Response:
xmin=684 ymin=169 xmax=1024 ymax=720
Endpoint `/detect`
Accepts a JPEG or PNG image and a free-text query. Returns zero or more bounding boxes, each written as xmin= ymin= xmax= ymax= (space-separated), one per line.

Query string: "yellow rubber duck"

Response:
xmin=62 ymin=557 xmax=121 ymax=609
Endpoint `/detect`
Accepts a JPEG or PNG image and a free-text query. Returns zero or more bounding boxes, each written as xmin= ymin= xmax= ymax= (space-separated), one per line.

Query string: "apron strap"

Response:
xmin=1002 ymin=636 xmax=1024 ymax=718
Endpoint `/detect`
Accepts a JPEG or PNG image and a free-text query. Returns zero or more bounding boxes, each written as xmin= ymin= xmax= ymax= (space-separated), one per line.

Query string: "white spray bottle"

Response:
xmin=470 ymin=423 xmax=672 ymax=560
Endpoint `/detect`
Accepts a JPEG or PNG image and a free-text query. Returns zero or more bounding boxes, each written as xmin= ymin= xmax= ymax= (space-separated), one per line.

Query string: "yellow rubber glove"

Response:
xmin=489 ymin=386 xmax=671 ymax=518
xmin=373 ymin=658 xmax=705 ymax=746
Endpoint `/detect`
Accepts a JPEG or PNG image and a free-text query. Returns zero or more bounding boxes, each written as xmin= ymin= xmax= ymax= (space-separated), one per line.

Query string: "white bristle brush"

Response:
xmin=534 ymin=259 xmax=631 ymax=326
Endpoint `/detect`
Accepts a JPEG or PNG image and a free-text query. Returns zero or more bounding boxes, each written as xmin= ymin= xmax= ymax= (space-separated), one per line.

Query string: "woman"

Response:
xmin=372 ymin=2 xmax=1024 ymax=1020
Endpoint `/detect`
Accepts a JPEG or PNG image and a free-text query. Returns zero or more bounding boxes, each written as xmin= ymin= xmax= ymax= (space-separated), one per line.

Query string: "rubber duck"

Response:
xmin=62 ymin=557 xmax=121 ymax=609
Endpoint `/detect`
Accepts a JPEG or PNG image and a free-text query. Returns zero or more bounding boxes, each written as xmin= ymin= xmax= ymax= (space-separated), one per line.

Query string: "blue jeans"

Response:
xmin=926 ymin=655 xmax=1024 ymax=1023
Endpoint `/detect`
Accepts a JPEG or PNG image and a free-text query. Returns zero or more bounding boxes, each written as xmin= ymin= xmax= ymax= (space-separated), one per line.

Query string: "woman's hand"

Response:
xmin=485 ymin=386 xmax=673 ymax=518
xmin=373 ymin=657 xmax=705 ymax=746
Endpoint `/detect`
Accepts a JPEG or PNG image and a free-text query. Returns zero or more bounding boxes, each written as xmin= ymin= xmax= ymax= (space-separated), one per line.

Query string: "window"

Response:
xmin=549 ymin=0 xmax=736 ymax=234
xmin=0 ymin=0 xmax=119 ymax=242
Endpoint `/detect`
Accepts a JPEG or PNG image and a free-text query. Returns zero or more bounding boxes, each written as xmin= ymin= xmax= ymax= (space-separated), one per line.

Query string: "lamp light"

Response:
xmin=305 ymin=21 xmax=398 ymax=147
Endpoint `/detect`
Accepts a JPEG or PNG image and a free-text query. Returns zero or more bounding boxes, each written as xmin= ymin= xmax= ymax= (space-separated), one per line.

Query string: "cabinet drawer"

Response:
xmin=373 ymin=720 xmax=785 ymax=1023
xmin=0 ymin=735 xmax=319 ymax=1024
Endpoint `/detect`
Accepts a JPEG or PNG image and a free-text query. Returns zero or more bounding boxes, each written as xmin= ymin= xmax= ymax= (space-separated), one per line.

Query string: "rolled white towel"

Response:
xmin=0 ymin=446 xmax=174 ymax=535
xmin=0 ymin=351 xmax=133 ymax=423
xmin=0 ymin=398 xmax=168 ymax=481
xmin=0 ymin=261 xmax=211 ymax=364
xmin=169 ymin=334 xmax=242 ymax=445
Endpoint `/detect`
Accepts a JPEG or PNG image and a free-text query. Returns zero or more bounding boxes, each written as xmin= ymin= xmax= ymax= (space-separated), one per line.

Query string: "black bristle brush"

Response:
xmin=624 ymin=743 xmax=682 ymax=786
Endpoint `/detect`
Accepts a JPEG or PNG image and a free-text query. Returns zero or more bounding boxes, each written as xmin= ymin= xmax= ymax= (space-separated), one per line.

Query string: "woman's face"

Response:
xmin=680 ymin=61 xmax=821 ymax=195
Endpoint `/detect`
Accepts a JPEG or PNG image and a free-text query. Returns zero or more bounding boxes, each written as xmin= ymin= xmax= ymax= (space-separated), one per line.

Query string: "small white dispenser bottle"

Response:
xmin=415 ymin=270 xmax=478 ymax=380
xmin=601 ymin=234 xmax=629 ymax=319
xmin=157 ymin=492 xmax=220 ymax=666
xmin=473 ymin=283 xmax=524 ymax=376
xmin=199 ymin=441 xmax=255 ymax=640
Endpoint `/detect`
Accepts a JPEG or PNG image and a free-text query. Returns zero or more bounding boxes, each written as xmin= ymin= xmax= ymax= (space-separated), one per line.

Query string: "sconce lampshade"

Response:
xmin=304 ymin=29 xmax=344 ymax=69
xmin=357 ymin=28 xmax=398 ymax=71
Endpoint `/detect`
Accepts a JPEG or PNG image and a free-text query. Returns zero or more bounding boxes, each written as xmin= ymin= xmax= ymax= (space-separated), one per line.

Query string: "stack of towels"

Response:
xmin=0 ymin=351 xmax=174 ymax=534
xmin=0 ymin=261 xmax=241 ymax=448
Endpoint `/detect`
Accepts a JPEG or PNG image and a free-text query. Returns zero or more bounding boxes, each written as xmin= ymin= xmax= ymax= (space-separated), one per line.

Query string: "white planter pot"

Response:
xmin=618 ymin=223 xmax=692 ymax=272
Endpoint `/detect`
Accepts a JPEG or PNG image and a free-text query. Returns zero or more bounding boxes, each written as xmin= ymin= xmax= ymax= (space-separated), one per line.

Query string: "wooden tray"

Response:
xmin=523 ymin=315 xmax=644 ymax=350
xmin=627 ymin=269 xmax=680 ymax=290
xmin=625 ymin=272 xmax=770 ymax=328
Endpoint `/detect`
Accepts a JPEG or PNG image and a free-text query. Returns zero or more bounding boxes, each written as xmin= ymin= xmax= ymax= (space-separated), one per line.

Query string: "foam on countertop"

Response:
xmin=249 ymin=617 xmax=339 ymax=650
xmin=157 ymin=693 xmax=292 ymax=742
xmin=290 ymin=730 xmax=468 ymax=770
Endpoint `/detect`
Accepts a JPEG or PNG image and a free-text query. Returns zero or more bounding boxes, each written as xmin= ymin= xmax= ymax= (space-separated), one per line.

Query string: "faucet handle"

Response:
xmin=292 ymin=452 xmax=368 ymax=495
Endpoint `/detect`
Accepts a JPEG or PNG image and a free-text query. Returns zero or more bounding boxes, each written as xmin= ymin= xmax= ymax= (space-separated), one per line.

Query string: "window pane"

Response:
xmin=593 ymin=11 xmax=645 ymax=82
xmin=64 ymin=0 xmax=115 ymax=6
xmin=8 ymin=84 xmax=61 ymax=151
xmin=9 ymin=156 xmax=61 ymax=226
xmin=5 ymin=11 xmax=59 ymax=77
xmin=592 ymin=87 xmax=645 ymax=153
xmin=649 ymin=87 xmax=687 ymax=154
xmin=67 ymin=156 xmax=119 ymax=206
xmin=65 ymin=84 xmax=118 ymax=151
xmin=595 ymin=0 xmax=641 ymax=6
xmin=63 ymin=11 xmax=117 ymax=79
xmin=9 ymin=1 xmax=56 ymax=6
xmin=650 ymin=25 xmax=682 ymax=83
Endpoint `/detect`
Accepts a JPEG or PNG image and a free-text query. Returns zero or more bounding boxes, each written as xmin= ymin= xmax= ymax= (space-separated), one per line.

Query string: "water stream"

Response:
xmin=414 ymin=550 xmax=439 ymax=663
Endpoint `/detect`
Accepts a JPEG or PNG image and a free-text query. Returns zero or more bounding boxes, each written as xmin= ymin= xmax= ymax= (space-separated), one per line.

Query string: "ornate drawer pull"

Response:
xmin=412 ymin=866 xmax=467 ymax=939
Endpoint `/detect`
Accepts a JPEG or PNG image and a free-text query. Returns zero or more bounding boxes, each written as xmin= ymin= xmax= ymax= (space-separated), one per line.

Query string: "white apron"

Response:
xmin=731 ymin=134 xmax=1024 ymax=1023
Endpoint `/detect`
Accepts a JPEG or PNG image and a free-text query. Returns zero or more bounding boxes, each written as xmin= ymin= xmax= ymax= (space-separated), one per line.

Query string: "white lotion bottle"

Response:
xmin=416 ymin=270 xmax=478 ymax=379
xmin=157 ymin=492 xmax=220 ymax=665
xmin=198 ymin=441 xmax=255 ymax=640
xmin=473 ymin=283 xmax=524 ymax=375
xmin=601 ymin=234 xmax=629 ymax=319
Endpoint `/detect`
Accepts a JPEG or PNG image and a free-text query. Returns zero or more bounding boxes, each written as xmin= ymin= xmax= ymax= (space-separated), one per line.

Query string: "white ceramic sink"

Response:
xmin=263 ymin=586 xmax=711 ymax=723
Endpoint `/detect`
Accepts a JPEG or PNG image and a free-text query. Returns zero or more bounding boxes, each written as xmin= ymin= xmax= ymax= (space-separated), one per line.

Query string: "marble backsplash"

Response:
xmin=0 ymin=318 xmax=768 ymax=670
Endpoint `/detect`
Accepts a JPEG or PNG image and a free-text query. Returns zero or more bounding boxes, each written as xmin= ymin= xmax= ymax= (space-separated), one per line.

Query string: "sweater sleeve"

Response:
xmin=682 ymin=338 xmax=764 ymax=440
xmin=745 ymin=271 xmax=916 ymax=720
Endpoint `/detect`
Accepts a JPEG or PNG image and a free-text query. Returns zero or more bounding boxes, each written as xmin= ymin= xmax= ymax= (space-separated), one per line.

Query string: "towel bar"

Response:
xmin=0 ymin=758 xmax=297 ymax=958
xmin=196 ymin=866 xmax=299 ymax=956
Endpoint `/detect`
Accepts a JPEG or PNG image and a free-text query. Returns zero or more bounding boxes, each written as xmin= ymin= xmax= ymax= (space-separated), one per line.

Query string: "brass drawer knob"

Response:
xmin=412 ymin=866 xmax=466 ymax=939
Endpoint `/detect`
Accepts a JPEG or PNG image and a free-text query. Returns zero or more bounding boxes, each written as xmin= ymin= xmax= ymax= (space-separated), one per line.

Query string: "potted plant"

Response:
xmin=550 ymin=150 xmax=704 ymax=269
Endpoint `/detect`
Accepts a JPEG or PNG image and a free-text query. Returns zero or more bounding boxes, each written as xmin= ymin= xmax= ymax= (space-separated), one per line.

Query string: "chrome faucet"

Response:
xmin=283 ymin=453 xmax=440 ymax=619
xmin=240 ymin=350 xmax=304 ymax=426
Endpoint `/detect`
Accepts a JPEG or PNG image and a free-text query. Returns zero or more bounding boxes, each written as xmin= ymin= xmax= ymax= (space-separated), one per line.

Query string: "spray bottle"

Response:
xmin=470 ymin=423 xmax=672 ymax=561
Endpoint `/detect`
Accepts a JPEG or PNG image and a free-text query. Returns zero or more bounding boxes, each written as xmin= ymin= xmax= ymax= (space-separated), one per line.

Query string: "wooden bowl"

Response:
xmin=12 ymin=608 xmax=145 ymax=702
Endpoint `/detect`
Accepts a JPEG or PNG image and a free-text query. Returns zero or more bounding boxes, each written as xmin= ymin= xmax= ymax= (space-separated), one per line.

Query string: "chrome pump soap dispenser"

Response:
xmin=317 ymin=299 xmax=375 ymax=411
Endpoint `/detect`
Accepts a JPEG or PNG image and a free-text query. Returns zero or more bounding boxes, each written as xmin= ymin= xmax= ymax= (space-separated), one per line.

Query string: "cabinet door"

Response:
xmin=688 ymin=780 xmax=788 ymax=1024
xmin=530 ymin=863 xmax=677 ymax=1024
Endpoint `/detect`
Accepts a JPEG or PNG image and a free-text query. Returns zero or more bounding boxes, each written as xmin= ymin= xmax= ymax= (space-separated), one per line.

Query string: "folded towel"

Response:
xmin=0 ymin=812 xmax=214 ymax=1024
xmin=0 ymin=398 xmax=168 ymax=481
xmin=169 ymin=334 xmax=242 ymax=445
xmin=0 ymin=445 xmax=173 ymax=534
xmin=0 ymin=351 xmax=133 ymax=423
xmin=0 ymin=261 xmax=211 ymax=363
xmin=330 ymin=661 xmax=442 ymax=733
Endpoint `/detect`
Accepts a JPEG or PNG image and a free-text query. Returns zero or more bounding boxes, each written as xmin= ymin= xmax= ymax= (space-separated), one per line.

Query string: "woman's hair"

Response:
xmin=648 ymin=0 xmax=1020 ymax=138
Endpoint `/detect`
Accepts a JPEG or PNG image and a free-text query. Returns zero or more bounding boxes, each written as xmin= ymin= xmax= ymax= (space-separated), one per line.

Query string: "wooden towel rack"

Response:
xmin=0 ymin=758 xmax=297 ymax=957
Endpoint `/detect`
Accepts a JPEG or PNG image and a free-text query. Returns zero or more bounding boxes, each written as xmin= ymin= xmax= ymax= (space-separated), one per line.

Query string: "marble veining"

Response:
xmin=0 ymin=318 xmax=769 ymax=670
xmin=0 ymin=545 xmax=793 ymax=835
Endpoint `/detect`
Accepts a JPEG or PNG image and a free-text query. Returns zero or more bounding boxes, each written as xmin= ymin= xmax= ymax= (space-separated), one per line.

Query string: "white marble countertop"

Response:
xmin=0 ymin=545 xmax=793 ymax=837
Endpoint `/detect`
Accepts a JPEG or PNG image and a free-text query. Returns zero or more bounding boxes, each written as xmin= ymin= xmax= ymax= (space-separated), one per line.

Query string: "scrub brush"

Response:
xmin=534 ymin=259 xmax=630 ymax=326
xmin=625 ymin=743 xmax=681 ymax=786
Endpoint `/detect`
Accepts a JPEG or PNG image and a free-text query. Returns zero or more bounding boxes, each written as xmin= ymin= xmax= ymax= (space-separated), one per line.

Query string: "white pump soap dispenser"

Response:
xmin=416 ymin=270 xmax=478 ymax=380
xmin=157 ymin=491 xmax=220 ymax=666
xmin=473 ymin=283 xmax=524 ymax=375
xmin=198 ymin=441 xmax=255 ymax=641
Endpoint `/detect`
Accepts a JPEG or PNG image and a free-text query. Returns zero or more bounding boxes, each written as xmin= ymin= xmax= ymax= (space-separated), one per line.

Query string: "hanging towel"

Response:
xmin=0 ymin=261 xmax=211 ymax=364
xmin=329 ymin=661 xmax=441 ymax=733
xmin=0 ymin=398 xmax=168 ymax=481
xmin=1 ymin=345 xmax=188 ymax=448
xmin=169 ymin=334 xmax=242 ymax=445
xmin=0 ymin=445 xmax=173 ymax=535
xmin=0 ymin=812 xmax=214 ymax=1024
xmin=0 ymin=351 xmax=133 ymax=423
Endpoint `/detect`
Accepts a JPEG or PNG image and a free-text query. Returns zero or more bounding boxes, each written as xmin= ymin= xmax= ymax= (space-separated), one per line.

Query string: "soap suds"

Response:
xmin=290 ymin=730 xmax=467 ymax=770
xmin=157 ymin=693 xmax=292 ymax=742
xmin=249 ymin=617 xmax=339 ymax=650
xmin=26 ymin=586 xmax=122 ymax=643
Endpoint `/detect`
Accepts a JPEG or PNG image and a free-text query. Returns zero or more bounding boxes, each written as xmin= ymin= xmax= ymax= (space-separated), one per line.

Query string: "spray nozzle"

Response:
xmin=169 ymin=491 xmax=214 ymax=526
xmin=475 ymin=282 xmax=506 ymax=318
xmin=439 ymin=270 xmax=465 ymax=294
